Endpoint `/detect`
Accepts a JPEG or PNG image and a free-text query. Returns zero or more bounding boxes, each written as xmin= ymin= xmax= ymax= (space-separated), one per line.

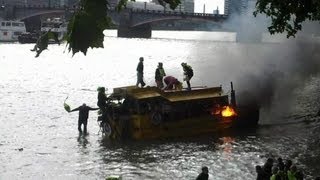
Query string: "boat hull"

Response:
xmin=103 ymin=85 xmax=260 ymax=140
xmin=109 ymin=111 xmax=258 ymax=140
xmin=18 ymin=32 xmax=38 ymax=44
xmin=0 ymin=30 xmax=20 ymax=42
xmin=129 ymin=116 xmax=235 ymax=140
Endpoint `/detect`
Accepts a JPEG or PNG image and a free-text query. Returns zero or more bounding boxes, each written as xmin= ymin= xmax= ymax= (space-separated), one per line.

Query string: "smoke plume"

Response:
xmin=234 ymin=6 xmax=320 ymax=116
xmin=196 ymin=3 xmax=320 ymax=119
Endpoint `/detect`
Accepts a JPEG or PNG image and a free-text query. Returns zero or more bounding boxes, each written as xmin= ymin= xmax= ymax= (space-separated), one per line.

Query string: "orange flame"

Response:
xmin=221 ymin=106 xmax=237 ymax=117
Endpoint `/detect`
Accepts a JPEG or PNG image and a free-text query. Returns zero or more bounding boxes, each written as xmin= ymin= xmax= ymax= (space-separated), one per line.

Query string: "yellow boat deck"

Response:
xmin=112 ymin=86 xmax=225 ymax=102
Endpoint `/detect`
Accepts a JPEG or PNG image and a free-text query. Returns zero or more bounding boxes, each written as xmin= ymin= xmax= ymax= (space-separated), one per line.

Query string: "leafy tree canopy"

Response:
xmin=254 ymin=0 xmax=320 ymax=38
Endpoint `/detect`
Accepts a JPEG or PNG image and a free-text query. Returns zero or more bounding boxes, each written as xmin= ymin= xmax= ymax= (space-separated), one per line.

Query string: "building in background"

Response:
xmin=182 ymin=0 xmax=194 ymax=13
xmin=127 ymin=1 xmax=164 ymax=11
xmin=1 ymin=0 xmax=26 ymax=6
xmin=152 ymin=0 xmax=194 ymax=13
xmin=224 ymin=0 xmax=249 ymax=16
xmin=1 ymin=0 xmax=67 ymax=7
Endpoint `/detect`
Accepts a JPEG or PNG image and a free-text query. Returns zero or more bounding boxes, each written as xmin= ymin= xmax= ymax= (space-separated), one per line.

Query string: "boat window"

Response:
xmin=13 ymin=31 xmax=22 ymax=35
xmin=1 ymin=22 xmax=5 ymax=26
xmin=12 ymin=22 xmax=20 ymax=27
xmin=6 ymin=22 xmax=11 ymax=26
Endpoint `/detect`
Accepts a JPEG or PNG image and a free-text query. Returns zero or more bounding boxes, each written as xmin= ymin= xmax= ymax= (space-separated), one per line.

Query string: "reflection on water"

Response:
xmin=0 ymin=32 xmax=320 ymax=179
xmin=220 ymin=137 xmax=235 ymax=160
xmin=77 ymin=133 xmax=90 ymax=149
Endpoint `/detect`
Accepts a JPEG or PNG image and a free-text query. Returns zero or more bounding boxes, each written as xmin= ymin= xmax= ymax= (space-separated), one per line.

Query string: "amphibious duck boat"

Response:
xmin=101 ymin=83 xmax=259 ymax=140
xmin=0 ymin=20 xmax=26 ymax=42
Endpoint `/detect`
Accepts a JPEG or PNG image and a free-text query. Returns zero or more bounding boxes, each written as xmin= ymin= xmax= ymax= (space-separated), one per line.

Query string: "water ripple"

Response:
xmin=1 ymin=37 xmax=320 ymax=179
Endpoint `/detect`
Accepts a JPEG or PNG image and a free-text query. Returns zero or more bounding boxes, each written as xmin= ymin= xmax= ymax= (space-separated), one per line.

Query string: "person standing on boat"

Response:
xmin=97 ymin=86 xmax=115 ymax=124
xmin=136 ymin=57 xmax=146 ymax=88
xmin=155 ymin=62 xmax=166 ymax=88
xmin=69 ymin=103 xmax=99 ymax=134
xmin=163 ymin=76 xmax=182 ymax=90
xmin=97 ymin=87 xmax=108 ymax=110
xmin=181 ymin=62 xmax=193 ymax=91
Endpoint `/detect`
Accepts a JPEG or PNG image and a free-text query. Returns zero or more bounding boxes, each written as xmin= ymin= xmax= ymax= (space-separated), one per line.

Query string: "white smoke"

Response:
xmin=196 ymin=2 xmax=320 ymax=120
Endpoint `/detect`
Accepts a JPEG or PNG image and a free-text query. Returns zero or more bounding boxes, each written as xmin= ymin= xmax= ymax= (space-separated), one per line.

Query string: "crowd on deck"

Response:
xmin=136 ymin=57 xmax=194 ymax=91
xmin=66 ymin=57 xmax=195 ymax=134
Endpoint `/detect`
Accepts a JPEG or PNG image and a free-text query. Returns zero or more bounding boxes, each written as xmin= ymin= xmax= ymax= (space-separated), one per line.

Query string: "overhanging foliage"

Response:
xmin=254 ymin=0 xmax=320 ymax=38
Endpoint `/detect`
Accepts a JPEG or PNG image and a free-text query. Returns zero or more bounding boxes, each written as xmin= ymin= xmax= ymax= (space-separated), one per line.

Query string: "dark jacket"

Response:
xmin=137 ymin=62 xmax=144 ymax=73
xmin=97 ymin=92 xmax=108 ymax=108
xmin=196 ymin=172 xmax=208 ymax=180
xmin=155 ymin=67 xmax=166 ymax=81
xmin=71 ymin=105 xmax=98 ymax=121
xmin=183 ymin=65 xmax=193 ymax=78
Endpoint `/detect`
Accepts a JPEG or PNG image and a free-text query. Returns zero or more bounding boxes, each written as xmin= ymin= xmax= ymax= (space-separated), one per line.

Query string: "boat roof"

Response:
xmin=111 ymin=86 xmax=226 ymax=102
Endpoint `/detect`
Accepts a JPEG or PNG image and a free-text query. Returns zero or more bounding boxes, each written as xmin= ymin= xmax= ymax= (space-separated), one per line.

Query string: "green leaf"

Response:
xmin=66 ymin=0 xmax=110 ymax=56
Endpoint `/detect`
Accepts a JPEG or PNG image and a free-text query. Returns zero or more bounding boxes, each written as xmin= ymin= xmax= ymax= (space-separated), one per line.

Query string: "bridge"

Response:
xmin=0 ymin=4 xmax=229 ymax=38
xmin=112 ymin=9 xmax=227 ymax=38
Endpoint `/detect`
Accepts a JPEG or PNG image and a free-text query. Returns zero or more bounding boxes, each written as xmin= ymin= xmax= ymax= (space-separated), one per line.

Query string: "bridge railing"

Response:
xmin=128 ymin=8 xmax=227 ymax=19
xmin=13 ymin=4 xmax=71 ymax=10
xmin=13 ymin=5 xmax=228 ymax=19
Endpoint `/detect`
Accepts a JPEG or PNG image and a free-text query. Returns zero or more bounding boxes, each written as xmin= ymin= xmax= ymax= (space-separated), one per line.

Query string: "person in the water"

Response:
xmin=69 ymin=103 xmax=99 ymax=134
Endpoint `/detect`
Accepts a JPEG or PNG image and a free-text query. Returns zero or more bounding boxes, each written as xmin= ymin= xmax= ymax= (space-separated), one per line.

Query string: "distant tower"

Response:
xmin=213 ymin=6 xmax=219 ymax=14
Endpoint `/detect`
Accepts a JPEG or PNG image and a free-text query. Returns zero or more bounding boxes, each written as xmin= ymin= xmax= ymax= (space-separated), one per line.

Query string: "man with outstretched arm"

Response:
xmin=69 ymin=103 xmax=99 ymax=134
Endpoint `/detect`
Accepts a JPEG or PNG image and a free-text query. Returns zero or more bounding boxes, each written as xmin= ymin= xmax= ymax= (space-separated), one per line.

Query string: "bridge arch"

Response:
xmin=132 ymin=16 xmax=224 ymax=27
xmin=18 ymin=10 xmax=65 ymax=21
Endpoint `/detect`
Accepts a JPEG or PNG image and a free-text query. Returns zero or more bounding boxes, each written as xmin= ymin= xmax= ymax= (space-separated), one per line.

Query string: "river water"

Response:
xmin=0 ymin=30 xmax=320 ymax=179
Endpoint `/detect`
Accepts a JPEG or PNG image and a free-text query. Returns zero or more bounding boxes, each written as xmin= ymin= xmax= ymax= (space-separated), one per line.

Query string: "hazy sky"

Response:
xmin=137 ymin=0 xmax=225 ymax=14
xmin=194 ymin=0 xmax=224 ymax=14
